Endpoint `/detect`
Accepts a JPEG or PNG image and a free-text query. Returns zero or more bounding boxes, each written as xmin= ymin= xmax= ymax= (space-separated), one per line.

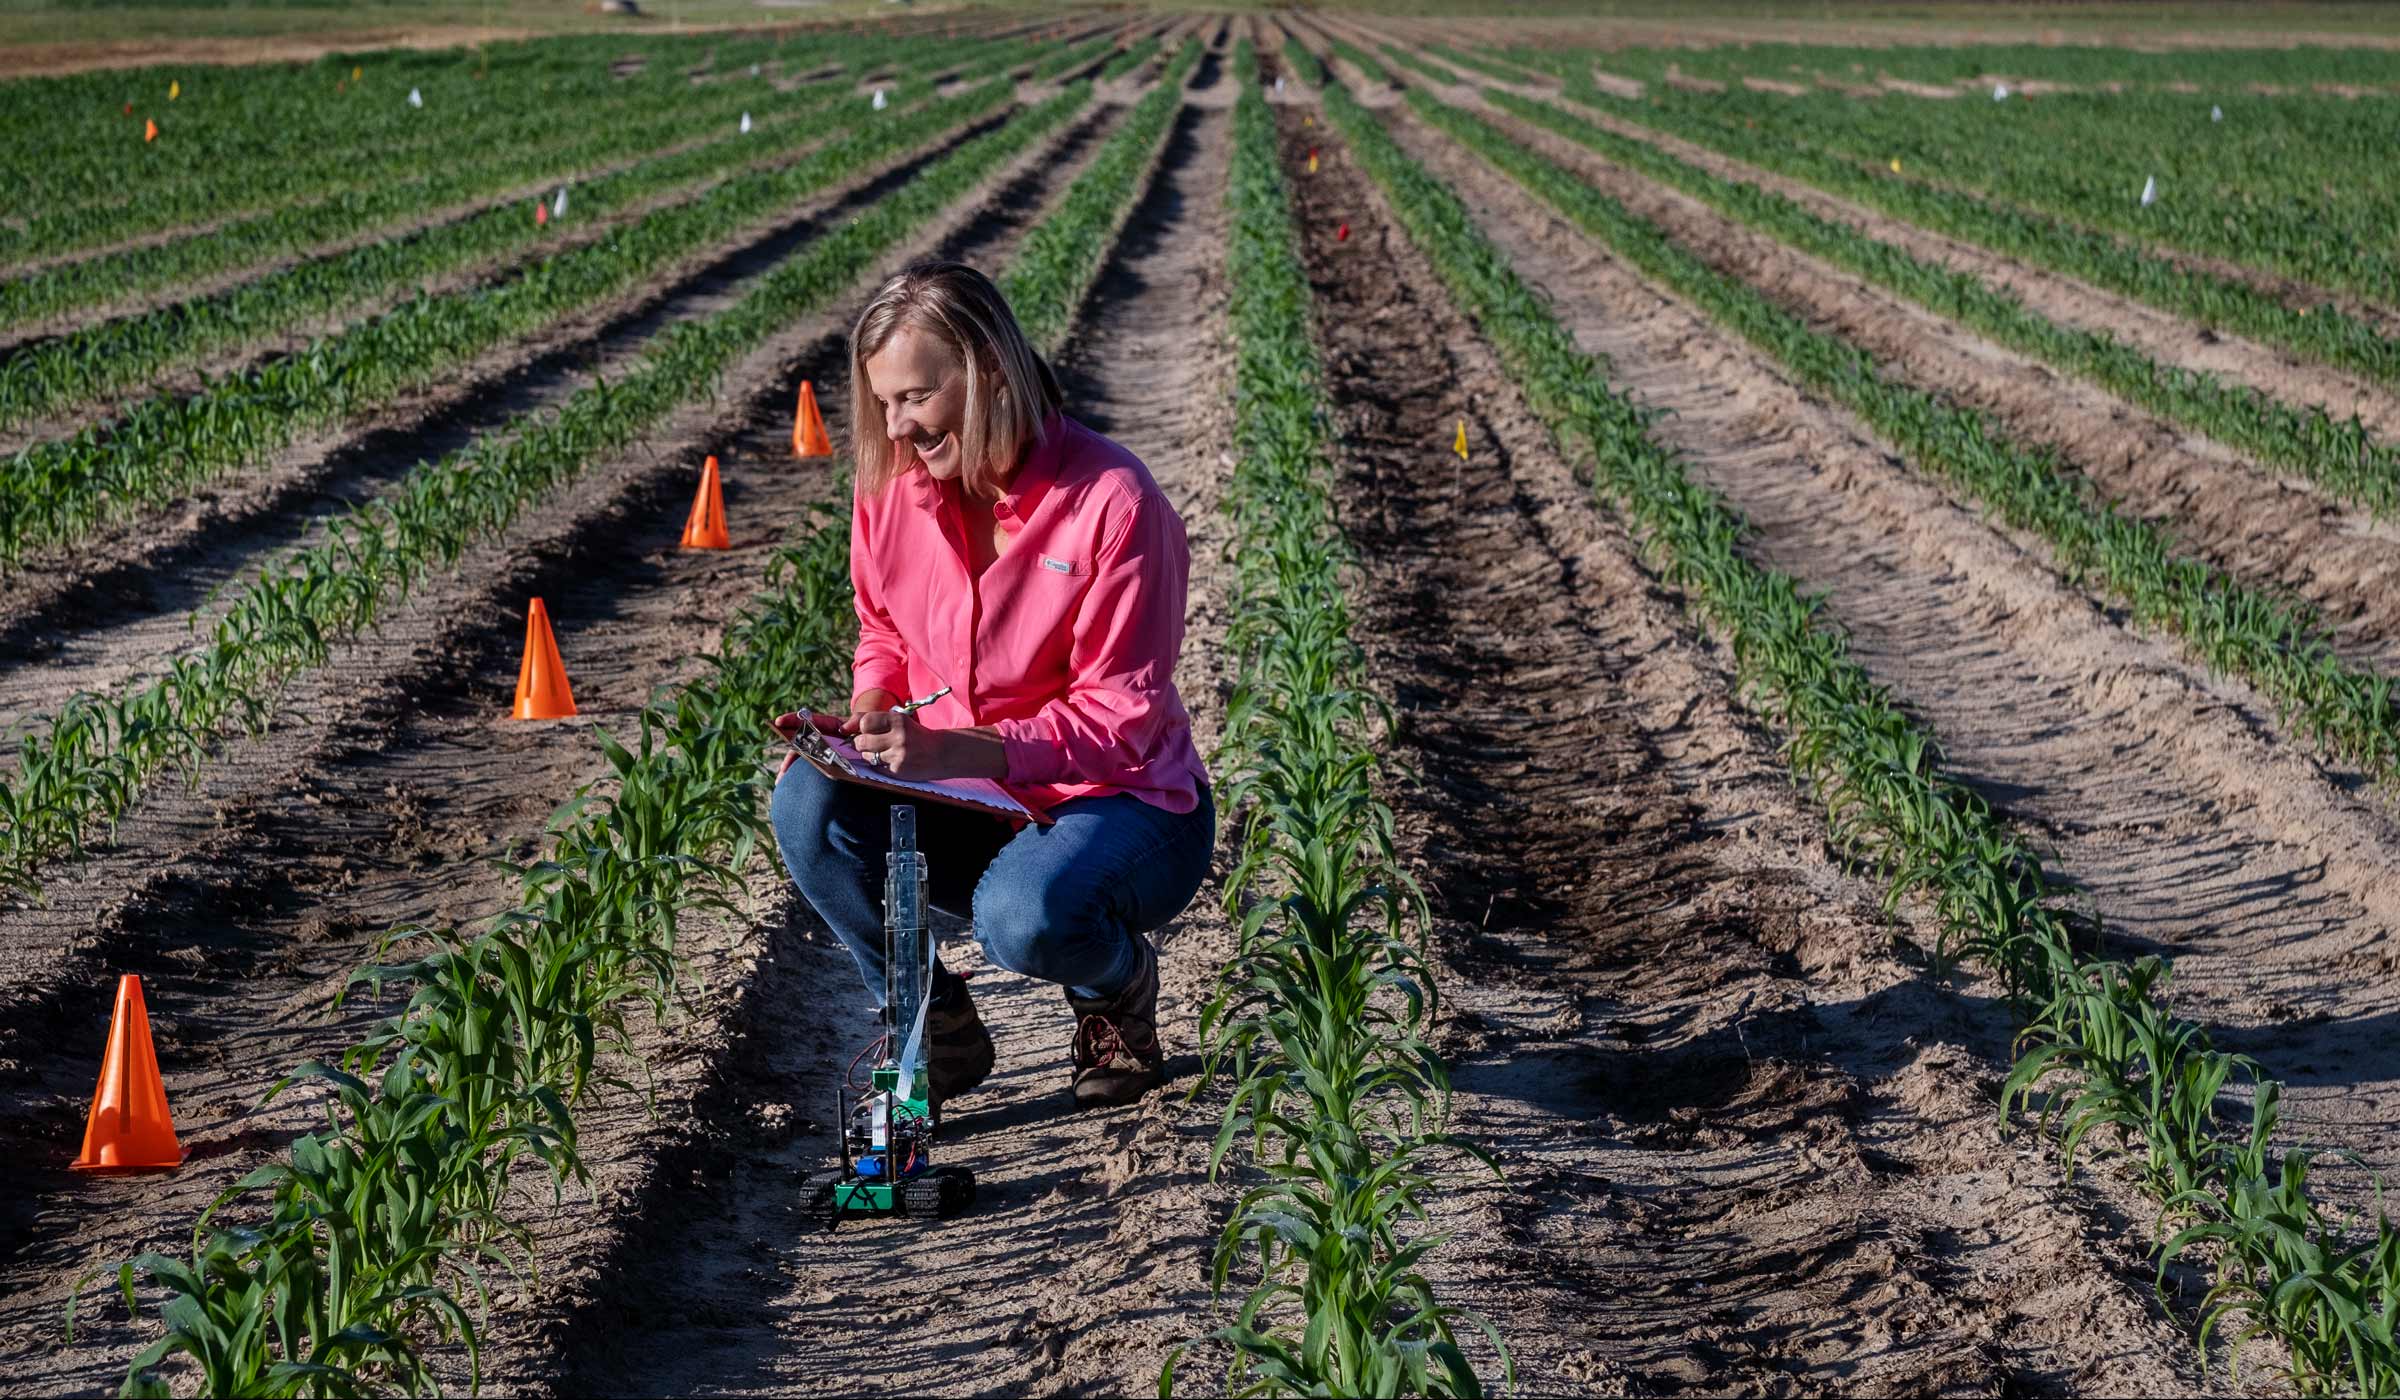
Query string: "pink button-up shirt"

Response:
xmin=849 ymin=412 xmax=1207 ymax=816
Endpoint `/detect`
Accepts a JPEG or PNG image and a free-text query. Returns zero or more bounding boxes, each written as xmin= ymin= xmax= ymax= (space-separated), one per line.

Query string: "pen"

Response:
xmin=890 ymin=685 xmax=953 ymax=716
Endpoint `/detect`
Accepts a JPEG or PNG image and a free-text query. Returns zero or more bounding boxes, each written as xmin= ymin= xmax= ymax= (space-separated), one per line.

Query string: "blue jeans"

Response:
xmin=769 ymin=764 xmax=1215 ymax=1002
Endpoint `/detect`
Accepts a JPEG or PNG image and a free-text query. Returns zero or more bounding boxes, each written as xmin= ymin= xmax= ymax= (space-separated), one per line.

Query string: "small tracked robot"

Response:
xmin=819 ymin=805 xmax=976 ymax=1226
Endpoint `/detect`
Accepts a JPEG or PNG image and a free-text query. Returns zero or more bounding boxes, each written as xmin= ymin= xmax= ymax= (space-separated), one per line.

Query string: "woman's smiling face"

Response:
xmin=864 ymin=323 xmax=968 ymax=484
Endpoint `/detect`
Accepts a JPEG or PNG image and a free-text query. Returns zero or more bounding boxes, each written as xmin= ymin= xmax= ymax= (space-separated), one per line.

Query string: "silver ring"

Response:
xmin=860 ymin=750 xmax=882 ymax=768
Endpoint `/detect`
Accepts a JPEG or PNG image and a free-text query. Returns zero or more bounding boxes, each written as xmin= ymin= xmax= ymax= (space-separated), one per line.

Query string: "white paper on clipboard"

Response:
xmin=785 ymin=712 xmax=1046 ymax=824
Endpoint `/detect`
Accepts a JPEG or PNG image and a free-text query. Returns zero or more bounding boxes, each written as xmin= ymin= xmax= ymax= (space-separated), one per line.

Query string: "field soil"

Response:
xmin=1348 ymin=73 xmax=2400 ymax=1223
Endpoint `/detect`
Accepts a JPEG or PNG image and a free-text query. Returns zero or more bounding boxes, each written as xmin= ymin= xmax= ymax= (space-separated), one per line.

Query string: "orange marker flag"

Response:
xmin=512 ymin=598 xmax=578 ymax=719
xmin=71 ymin=975 xmax=184 ymax=1173
xmin=792 ymin=380 xmax=833 ymax=458
xmin=144 ymin=118 xmax=159 ymax=143
xmin=1307 ymin=149 xmax=1319 ymax=174
xmin=535 ymin=200 xmax=548 ymax=228
xmin=682 ymin=456 xmax=731 ymax=549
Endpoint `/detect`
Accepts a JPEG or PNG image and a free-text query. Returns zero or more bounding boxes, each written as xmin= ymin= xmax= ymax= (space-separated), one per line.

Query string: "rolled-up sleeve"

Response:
xmin=849 ymin=492 xmax=909 ymax=703
xmin=994 ymin=493 xmax=1188 ymax=787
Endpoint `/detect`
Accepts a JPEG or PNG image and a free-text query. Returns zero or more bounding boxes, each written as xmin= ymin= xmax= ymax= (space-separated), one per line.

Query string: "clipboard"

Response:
xmin=779 ymin=710 xmax=1049 ymax=825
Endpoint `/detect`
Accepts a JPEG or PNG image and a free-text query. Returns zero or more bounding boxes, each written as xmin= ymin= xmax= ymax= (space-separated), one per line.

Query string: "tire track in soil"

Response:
xmin=1375 ymin=106 xmax=2400 ymax=1223
xmin=1463 ymin=91 xmax=2400 ymax=677
xmin=0 ymin=105 xmax=1131 ymax=1398
xmin=0 ymin=99 xmax=1039 ymax=713
xmin=1287 ymin=99 xmax=2226 ymax=1400
xmin=525 ymin=94 xmax=1244 ymax=1400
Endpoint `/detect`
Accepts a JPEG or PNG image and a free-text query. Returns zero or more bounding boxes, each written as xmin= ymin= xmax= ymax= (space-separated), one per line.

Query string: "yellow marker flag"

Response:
xmin=1303 ymin=115 xmax=1313 ymax=127
xmin=1889 ymin=157 xmax=1902 ymax=174
xmin=1453 ymin=421 xmax=1468 ymax=460
xmin=1307 ymin=152 xmax=1319 ymax=174
xmin=168 ymin=80 xmax=180 ymax=100
xmin=352 ymin=65 xmax=362 ymax=81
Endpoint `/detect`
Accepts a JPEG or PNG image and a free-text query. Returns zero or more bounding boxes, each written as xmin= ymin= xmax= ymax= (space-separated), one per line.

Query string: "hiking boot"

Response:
xmin=927 ymin=976 xmax=995 ymax=1108
xmin=1066 ymin=940 xmax=1164 ymax=1108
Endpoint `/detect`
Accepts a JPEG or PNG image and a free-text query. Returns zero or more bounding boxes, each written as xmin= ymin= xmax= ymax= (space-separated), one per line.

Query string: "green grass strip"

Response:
xmin=1405 ymin=87 xmax=2400 ymax=795
xmin=1486 ymin=86 xmax=2400 ymax=521
xmin=0 ymin=86 xmax=1092 ymax=901
xmin=1324 ymin=77 xmax=2400 ymax=1400
xmin=0 ymin=69 xmax=890 ymax=428
xmin=1166 ymin=42 xmax=1507 ymax=1400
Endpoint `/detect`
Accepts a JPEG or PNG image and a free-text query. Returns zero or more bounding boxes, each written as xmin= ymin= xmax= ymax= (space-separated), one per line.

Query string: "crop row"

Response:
xmin=0 ymin=29 xmax=1038 ymax=337
xmin=1406 ymin=88 xmax=2400 ymax=793
xmin=1547 ymin=75 xmax=2400 ymax=396
xmin=0 ymin=71 xmax=901 ymax=429
xmin=1483 ymin=89 xmax=2400 ymax=521
xmin=1321 ymin=74 xmax=2400 ymax=1400
xmin=0 ymin=85 xmax=1092 ymax=901
xmin=1001 ymin=40 xmax=1200 ymax=352
xmin=1098 ymin=34 xmax=1167 ymax=82
xmin=1166 ymin=44 xmax=1505 ymax=1398
xmin=78 ymin=490 xmax=864 ymax=1397
xmin=0 ymin=78 xmax=1007 ymax=571
xmin=1030 ymin=29 xmax=1131 ymax=82
xmin=4 ymin=30 xmax=830 ymax=265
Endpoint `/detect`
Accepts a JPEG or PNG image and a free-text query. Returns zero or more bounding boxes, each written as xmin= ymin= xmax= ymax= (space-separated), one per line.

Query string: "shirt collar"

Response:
xmin=992 ymin=412 xmax=1067 ymax=531
xmin=896 ymin=411 xmax=1067 ymax=522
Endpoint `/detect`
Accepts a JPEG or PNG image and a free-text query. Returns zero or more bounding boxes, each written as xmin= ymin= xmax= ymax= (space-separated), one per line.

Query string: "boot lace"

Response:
xmin=1073 ymin=1013 xmax=1154 ymax=1069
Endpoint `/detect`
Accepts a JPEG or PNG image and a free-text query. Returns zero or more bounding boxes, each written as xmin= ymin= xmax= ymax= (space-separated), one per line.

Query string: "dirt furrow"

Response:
xmin=0 ymin=107 xmax=1128 ymax=1396
xmin=1377 ymin=108 xmax=2400 ymax=1220
xmin=523 ymin=94 xmax=1241 ymax=1400
xmin=0 ymin=103 xmax=1097 ymax=741
xmin=1285 ymin=103 xmax=2224 ymax=1397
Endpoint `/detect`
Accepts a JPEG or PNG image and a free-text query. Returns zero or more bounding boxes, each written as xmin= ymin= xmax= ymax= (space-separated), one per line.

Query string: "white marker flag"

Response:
xmin=740 ymin=111 xmax=753 ymax=133
xmin=552 ymin=187 xmax=568 ymax=219
xmin=2140 ymin=174 xmax=2158 ymax=206
xmin=1992 ymin=82 xmax=2009 ymax=100
xmin=407 ymin=87 xmax=423 ymax=108
xmin=2212 ymin=105 xmax=2224 ymax=122
xmin=872 ymin=87 xmax=887 ymax=110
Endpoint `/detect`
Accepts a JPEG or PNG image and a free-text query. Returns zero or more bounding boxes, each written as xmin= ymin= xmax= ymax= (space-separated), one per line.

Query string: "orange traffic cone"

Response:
xmin=682 ymin=456 xmax=731 ymax=549
xmin=792 ymin=381 xmax=833 ymax=458
xmin=512 ymin=598 xmax=577 ymax=719
xmin=143 ymin=118 xmax=158 ymax=143
xmin=71 ymin=975 xmax=184 ymax=1173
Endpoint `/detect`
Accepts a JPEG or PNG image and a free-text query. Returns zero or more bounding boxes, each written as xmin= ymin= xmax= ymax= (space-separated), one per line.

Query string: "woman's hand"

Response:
xmin=770 ymin=694 xmax=895 ymax=776
xmin=853 ymin=711 xmax=1009 ymax=780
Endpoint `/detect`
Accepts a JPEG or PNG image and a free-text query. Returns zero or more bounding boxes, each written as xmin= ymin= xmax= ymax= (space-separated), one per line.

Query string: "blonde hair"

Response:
xmin=849 ymin=260 xmax=1063 ymax=498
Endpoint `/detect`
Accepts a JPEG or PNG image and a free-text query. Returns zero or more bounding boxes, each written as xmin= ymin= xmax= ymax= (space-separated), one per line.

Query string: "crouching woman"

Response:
xmin=770 ymin=260 xmax=1213 ymax=1111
